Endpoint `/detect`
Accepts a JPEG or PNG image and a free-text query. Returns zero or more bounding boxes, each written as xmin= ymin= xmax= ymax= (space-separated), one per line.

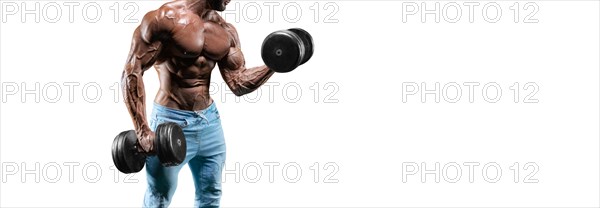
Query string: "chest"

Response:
xmin=166 ymin=19 xmax=232 ymax=60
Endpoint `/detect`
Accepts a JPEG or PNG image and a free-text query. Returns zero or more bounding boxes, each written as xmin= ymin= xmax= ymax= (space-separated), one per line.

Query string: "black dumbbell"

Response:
xmin=111 ymin=122 xmax=187 ymax=174
xmin=261 ymin=28 xmax=314 ymax=73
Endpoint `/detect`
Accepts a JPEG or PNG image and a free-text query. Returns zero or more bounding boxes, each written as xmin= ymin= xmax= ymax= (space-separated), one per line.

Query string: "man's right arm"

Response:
xmin=121 ymin=10 xmax=170 ymax=152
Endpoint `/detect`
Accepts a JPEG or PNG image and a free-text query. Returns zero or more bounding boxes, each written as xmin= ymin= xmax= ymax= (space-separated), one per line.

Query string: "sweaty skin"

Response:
xmin=121 ymin=0 xmax=274 ymax=152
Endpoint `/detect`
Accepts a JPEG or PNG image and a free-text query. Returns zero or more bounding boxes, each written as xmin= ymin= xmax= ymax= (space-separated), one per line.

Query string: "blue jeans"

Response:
xmin=144 ymin=101 xmax=226 ymax=208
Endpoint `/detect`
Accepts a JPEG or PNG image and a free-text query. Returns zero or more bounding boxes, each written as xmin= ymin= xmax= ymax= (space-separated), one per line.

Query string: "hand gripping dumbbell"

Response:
xmin=261 ymin=28 xmax=314 ymax=73
xmin=111 ymin=122 xmax=186 ymax=174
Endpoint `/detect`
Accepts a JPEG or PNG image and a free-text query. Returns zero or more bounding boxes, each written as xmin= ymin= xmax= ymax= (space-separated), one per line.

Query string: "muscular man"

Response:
xmin=121 ymin=0 xmax=273 ymax=206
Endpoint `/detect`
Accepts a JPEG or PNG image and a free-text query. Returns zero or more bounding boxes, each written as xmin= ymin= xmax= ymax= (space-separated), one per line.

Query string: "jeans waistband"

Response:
xmin=152 ymin=101 xmax=218 ymax=118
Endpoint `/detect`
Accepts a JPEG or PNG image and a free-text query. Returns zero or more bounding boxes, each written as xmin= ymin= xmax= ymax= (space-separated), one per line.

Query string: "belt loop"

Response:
xmin=195 ymin=110 xmax=208 ymax=124
xmin=200 ymin=113 xmax=208 ymax=124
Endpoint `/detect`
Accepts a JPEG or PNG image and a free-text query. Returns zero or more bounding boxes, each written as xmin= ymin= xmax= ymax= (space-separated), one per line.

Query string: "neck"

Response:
xmin=186 ymin=0 xmax=211 ymax=16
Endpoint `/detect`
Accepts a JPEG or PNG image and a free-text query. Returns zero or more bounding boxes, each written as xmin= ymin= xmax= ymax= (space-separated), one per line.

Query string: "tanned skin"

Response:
xmin=122 ymin=0 xmax=274 ymax=152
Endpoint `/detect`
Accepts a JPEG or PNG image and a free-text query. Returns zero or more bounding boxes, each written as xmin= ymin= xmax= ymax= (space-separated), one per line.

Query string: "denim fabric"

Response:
xmin=143 ymin=102 xmax=226 ymax=208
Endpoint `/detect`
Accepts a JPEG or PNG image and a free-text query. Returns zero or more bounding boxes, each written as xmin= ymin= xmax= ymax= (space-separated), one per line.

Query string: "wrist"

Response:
xmin=137 ymin=125 xmax=152 ymax=136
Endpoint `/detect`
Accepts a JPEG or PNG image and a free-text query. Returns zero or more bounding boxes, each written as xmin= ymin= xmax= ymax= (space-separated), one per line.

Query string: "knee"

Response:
xmin=195 ymin=176 xmax=222 ymax=207
xmin=195 ymin=187 xmax=221 ymax=208
xmin=155 ymin=182 xmax=178 ymax=197
xmin=146 ymin=173 xmax=179 ymax=202
xmin=144 ymin=186 xmax=177 ymax=208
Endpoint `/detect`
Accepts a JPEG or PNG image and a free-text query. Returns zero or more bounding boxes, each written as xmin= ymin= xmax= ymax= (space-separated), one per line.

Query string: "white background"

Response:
xmin=1 ymin=0 xmax=599 ymax=207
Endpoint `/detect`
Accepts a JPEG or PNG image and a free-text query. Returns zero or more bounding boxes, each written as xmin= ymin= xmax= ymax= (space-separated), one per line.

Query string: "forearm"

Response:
xmin=121 ymin=70 xmax=151 ymax=134
xmin=228 ymin=65 xmax=274 ymax=96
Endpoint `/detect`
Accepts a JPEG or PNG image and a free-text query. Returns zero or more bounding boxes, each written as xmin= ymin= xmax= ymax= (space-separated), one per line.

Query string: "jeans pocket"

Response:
xmin=156 ymin=116 xmax=189 ymax=128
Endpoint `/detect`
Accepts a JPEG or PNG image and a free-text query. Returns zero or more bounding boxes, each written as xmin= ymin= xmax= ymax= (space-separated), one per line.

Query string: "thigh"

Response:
xmin=198 ymin=109 xmax=226 ymax=157
xmin=188 ymin=152 xmax=226 ymax=203
xmin=145 ymin=155 xmax=184 ymax=194
xmin=146 ymin=111 xmax=196 ymax=192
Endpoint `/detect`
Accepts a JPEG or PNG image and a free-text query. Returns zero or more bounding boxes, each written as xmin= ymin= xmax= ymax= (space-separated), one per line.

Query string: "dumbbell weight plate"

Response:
xmin=155 ymin=122 xmax=186 ymax=166
xmin=111 ymin=131 xmax=125 ymax=172
xmin=288 ymin=28 xmax=313 ymax=65
xmin=112 ymin=130 xmax=146 ymax=173
xmin=261 ymin=30 xmax=305 ymax=73
xmin=112 ymin=131 xmax=130 ymax=173
xmin=122 ymin=130 xmax=146 ymax=172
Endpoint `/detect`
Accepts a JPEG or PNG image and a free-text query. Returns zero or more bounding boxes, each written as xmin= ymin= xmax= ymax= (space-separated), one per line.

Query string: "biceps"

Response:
xmin=134 ymin=40 xmax=162 ymax=70
xmin=122 ymin=35 xmax=161 ymax=98
xmin=220 ymin=47 xmax=245 ymax=71
xmin=125 ymin=28 xmax=162 ymax=73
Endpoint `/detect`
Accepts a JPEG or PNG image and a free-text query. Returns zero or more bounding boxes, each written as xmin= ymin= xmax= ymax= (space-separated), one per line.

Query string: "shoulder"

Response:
xmin=225 ymin=23 xmax=240 ymax=47
xmin=205 ymin=11 xmax=237 ymax=32
xmin=204 ymin=11 xmax=240 ymax=46
xmin=138 ymin=2 xmax=188 ymax=42
xmin=215 ymin=12 xmax=240 ymax=43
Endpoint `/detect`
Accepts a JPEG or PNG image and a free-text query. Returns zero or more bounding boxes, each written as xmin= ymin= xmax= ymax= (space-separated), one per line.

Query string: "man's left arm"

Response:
xmin=218 ymin=24 xmax=275 ymax=96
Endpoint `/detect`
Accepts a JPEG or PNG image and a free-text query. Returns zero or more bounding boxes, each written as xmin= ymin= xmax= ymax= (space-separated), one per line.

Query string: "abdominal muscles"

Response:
xmin=153 ymin=55 xmax=217 ymax=110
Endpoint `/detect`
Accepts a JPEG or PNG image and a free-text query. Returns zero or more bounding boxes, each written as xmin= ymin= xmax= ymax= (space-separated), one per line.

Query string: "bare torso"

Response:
xmin=151 ymin=1 xmax=235 ymax=110
xmin=122 ymin=0 xmax=273 ymax=151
